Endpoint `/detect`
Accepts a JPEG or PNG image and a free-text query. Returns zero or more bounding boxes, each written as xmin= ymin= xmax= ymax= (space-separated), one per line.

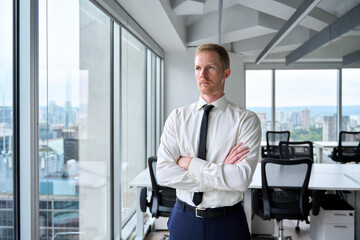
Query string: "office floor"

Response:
xmin=144 ymin=219 xmax=310 ymax=240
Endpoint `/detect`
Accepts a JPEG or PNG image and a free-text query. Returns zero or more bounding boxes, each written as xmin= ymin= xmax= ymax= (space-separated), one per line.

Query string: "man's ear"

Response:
xmin=224 ymin=68 xmax=231 ymax=79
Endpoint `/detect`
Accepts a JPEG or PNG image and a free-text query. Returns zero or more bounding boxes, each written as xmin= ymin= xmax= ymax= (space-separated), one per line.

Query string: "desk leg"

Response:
xmin=135 ymin=187 xmax=145 ymax=240
xmin=316 ymin=146 xmax=323 ymax=163
xmin=244 ymin=190 xmax=252 ymax=234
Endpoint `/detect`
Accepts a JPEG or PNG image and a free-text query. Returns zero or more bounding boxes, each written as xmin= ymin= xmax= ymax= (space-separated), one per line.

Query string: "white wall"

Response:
xmin=164 ymin=48 xmax=245 ymax=118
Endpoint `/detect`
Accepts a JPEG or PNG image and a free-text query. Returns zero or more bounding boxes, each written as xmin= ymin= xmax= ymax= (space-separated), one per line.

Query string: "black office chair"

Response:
xmin=329 ymin=131 xmax=360 ymax=164
xmin=279 ymin=141 xmax=314 ymax=163
xmin=139 ymin=156 xmax=176 ymax=239
xmin=261 ymin=131 xmax=290 ymax=159
xmin=252 ymin=158 xmax=320 ymax=240
xmin=279 ymin=141 xmax=314 ymax=233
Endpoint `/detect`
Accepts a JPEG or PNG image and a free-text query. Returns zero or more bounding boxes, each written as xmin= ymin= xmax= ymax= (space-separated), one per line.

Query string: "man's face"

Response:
xmin=195 ymin=51 xmax=230 ymax=98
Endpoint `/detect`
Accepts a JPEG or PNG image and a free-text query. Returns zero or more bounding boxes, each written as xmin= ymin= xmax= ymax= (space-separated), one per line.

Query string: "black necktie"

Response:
xmin=192 ymin=104 xmax=214 ymax=206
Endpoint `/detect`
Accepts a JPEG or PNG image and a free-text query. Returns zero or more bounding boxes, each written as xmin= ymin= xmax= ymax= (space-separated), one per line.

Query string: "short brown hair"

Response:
xmin=195 ymin=43 xmax=230 ymax=70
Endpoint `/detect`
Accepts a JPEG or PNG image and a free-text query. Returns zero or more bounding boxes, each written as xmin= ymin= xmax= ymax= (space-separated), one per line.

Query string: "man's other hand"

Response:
xmin=224 ymin=142 xmax=249 ymax=165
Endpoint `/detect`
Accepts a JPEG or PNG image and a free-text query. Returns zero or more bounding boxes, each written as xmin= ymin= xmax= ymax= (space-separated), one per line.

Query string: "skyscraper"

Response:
xmin=290 ymin=111 xmax=301 ymax=129
xmin=301 ymin=108 xmax=311 ymax=130
xmin=323 ymin=115 xmax=336 ymax=141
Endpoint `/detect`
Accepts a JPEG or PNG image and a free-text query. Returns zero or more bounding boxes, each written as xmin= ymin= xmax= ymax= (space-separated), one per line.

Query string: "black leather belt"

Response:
xmin=176 ymin=198 xmax=242 ymax=218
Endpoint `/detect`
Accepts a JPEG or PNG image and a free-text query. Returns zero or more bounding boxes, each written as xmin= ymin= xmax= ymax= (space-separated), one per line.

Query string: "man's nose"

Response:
xmin=200 ymin=69 xmax=207 ymax=77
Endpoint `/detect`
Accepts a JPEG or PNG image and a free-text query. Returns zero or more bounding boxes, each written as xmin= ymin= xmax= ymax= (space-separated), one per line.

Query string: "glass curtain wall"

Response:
xmin=0 ymin=0 xmax=14 ymax=238
xmin=342 ymin=69 xmax=360 ymax=132
xmin=275 ymin=70 xmax=337 ymax=141
xmin=121 ymin=28 xmax=146 ymax=226
xmin=245 ymin=70 xmax=272 ymax=141
xmin=246 ymin=69 xmax=339 ymax=143
xmin=38 ymin=0 xmax=111 ymax=239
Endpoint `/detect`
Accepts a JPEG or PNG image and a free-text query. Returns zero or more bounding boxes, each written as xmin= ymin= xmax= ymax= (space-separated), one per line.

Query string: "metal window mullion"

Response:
xmin=109 ymin=19 xmax=115 ymax=240
xmin=271 ymin=69 xmax=276 ymax=131
xmin=113 ymin=22 xmax=122 ymax=240
xmin=13 ymin=0 xmax=20 ymax=239
xmin=160 ymin=59 xmax=165 ymax=135
xmin=146 ymin=50 xmax=152 ymax=162
xmin=337 ymin=68 xmax=342 ymax=138
xmin=19 ymin=0 xmax=40 ymax=239
xmin=155 ymin=57 xmax=161 ymax=151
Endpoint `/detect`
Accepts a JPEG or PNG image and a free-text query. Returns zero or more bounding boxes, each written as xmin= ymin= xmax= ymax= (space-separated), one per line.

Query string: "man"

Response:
xmin=157 ymin=43 xmax=261 ymax=240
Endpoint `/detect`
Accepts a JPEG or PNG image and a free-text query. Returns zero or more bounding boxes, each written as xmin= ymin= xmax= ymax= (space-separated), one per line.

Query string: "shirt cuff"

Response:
xmin=188 ymin=157 xmax=207 ymax=181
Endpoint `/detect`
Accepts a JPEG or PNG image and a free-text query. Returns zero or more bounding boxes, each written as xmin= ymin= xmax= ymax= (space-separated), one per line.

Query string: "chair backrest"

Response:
xmin=148 ymin=156 xmax=176 ymax=218
xmin=279 ymin=141 xmax=314 ymax=163
xmin=261 ymin=158 xmax=312 ymax=221
xmin=265 ymin=131 xmax=290 ymax=158
xmin=337 ymin=131 xmax=360 ymax=162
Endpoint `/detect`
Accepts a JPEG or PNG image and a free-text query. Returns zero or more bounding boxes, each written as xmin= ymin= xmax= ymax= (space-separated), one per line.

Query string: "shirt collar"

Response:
xmin=196 ymin=95 xmax=228 ymax=112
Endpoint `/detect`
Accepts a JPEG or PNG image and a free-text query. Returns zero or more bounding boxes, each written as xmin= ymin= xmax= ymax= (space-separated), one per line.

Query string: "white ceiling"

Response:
xmin=116 ymin=0 xmax=360 ymax=65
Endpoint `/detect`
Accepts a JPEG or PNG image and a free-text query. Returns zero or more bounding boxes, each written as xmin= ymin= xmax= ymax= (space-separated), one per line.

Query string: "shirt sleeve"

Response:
xmin=157 ymin=110 xmax=214 ymax=192
xmin=187 ymin=112 xmax=262 ymax=192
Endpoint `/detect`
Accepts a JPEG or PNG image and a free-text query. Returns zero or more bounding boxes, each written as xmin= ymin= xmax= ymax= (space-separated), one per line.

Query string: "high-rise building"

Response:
xmin=342 ymin=115 xmax=350 ymax=131
xmin=290 ymin=111 xmax=301 ymax=129
xmin=276 ymin=111 xmax=287 ymax=123
xmin=0 ymin=106 xmax=12 ymax=128
xmin=301 ymin=108 xmax=311 ymax=130
xmin=262 ymin=120 xmax=272 ymax=140
xmin=323 ymin=114 xmax=336 ymax=141
xmin=256 ymin=111 xmax=267 ymax=122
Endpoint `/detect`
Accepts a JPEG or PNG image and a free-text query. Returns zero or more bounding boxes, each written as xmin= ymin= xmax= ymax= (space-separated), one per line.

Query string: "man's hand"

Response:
xmin=177 ymin=156 xmax=193 ymax=170
xmin=224 ymin=142 xmax=249 ymax=165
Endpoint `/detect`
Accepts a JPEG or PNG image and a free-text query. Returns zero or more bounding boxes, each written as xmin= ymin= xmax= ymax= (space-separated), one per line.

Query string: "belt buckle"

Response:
xmin=195 ymin=207 xmax=205 ymax=218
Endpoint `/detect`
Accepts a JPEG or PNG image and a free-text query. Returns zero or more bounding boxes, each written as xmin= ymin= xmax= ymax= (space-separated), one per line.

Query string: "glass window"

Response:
xmin=121 ymin=28 xmax=146 ymax=226
xmin=342 ymin=69 xmax=360 ymax=132
xmin=245 ymin=70 xmax=272 ymax=141
xmin=0 ymin=0 xmax=14 ymax=238
xmin=275 ymin=70 xmax=337 ymax=141
xmin=39 ymin=0 xmax=111 ymax=239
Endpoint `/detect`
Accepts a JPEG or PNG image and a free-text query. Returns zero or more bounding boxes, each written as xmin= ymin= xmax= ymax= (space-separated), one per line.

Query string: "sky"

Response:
xmin=246 ymin=69 xmax=360 ymax=107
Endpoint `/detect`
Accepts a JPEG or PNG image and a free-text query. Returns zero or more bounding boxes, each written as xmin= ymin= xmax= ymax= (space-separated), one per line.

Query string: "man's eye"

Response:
xmin=208 ymin=66 xmax=214 ymax=69
xmin=195 ymin=67 xmax=201 ymax=70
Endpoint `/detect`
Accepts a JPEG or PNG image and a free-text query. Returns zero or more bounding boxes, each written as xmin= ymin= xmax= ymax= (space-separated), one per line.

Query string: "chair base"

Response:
xmin=160 ymin=233 xmax=170 ymax=240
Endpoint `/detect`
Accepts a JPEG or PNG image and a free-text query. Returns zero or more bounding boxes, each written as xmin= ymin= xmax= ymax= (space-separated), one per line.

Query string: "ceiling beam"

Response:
xmin=343 ymin=49 xmax=360 ymax=66
xmin=218 ymin=0 xmax=223 ymax=44
xmin=255 ymin=0 xmax=320 ymax=64
xmin=286 ymin=3 xmax=360 ymax=65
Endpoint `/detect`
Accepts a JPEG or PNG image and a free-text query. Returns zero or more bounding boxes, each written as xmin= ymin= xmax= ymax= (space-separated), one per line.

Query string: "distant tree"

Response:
xmin=291 ymin=126 xmax=322 ymax=141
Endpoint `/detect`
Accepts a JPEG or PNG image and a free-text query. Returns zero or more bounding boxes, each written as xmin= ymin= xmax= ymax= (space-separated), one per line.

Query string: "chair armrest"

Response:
xmin=139 ymin=187 xmax=148 ymax=213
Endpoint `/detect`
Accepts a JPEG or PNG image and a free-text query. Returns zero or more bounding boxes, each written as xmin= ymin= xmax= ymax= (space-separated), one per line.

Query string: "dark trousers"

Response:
xmin=167 ymin=202 xmax=251 ymax=240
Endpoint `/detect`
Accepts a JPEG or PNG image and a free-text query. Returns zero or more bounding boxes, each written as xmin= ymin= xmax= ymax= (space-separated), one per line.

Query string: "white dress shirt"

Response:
xmin=157 ymin=95 xmax=262 ymax=208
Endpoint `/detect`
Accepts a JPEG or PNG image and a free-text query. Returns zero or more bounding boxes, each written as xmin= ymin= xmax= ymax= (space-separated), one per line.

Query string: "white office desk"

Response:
xmin=130 ymin=163 xmax=360 ymax=240
xmin=245 ymin=162 xmax=360 ymax=239
xmin=249 ymin=163 xmax=360 ymax=190
xmin=313 ymin=141 xmax=338 ymax=163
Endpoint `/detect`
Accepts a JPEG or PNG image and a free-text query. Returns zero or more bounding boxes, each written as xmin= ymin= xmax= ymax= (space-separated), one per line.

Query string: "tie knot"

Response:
xmin=203 ymin=105 xmax=214 ymax=112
